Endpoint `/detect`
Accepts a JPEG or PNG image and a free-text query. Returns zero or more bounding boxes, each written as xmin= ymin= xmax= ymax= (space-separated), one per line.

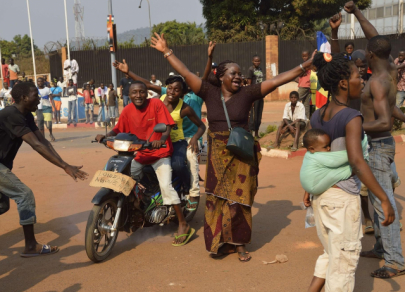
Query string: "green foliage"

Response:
xmin=150 ymin=20 xmax=206 ymax=45
xmin=259 ymin=125 xmax=277 ymax=138
xmin=0 ymin=34 xmax=42 ymax=59
xmin=393 ymin=107 xmax=405 ymax=131
xmin=200 ymin=0 xmax=371 ymax=41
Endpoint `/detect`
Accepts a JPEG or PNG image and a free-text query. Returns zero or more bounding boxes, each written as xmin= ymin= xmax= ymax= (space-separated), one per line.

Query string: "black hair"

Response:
xmin=129 ymin=80 xmax=147 ymax=90
xmin=37 ymin=77 xmax=44 ymax=81
xmin=290 ymin=91 xmax=299 ymax=98
xmin=68 ymin=79 xmax=73 ymax=83
xmin=165 ymin=76 xmax=187 ymax=94
xmin=303 ymin=129 xmax=328 ymax=149
xmin=351 ymin=50 xmax=366 ymax=62
xmin=313 ymin=52 xmax=355 ymax=123
xmin=11 ymin=82 xmax=37 ymax=104
xmin=367 ymin=35 xmax=391 ymax=59
xmin=252 ymin=54 xmax=260 ymax=59
xmin=344 ymin=42 xmax=354 ymax=49
xmin=302 ymin=50 xmax=310 ymax=54
xmin=208 ymin=60 xmax=237 ymax=87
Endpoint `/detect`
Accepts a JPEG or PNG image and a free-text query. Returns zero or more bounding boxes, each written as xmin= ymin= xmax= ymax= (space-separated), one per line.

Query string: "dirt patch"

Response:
xmin=259 ymin=130 xmax=306 ymax=150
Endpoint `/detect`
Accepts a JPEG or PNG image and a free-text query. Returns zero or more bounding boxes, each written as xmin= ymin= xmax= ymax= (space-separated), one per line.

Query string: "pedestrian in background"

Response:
xmin=107 ymin=83 xmax=117 ymax=127
xmin=395 ymin=50 xmax=405 ymax=107
xmin=296 ymin=50 xmax=311 ymax=119
xmin=1 ymin=58 xmax=9 ymax=87
xmin=67 ymin=79 xmax=77 ymax=126
xmin=247 ymin=54 xmax=264 ymax=138
xmin=97 ymin=82 xmax=108 ymax=126
xmin=8 ymin=58 xmax=20 ymax=88
xmin=50 ymin=81 xmax=63 ymax=124
xmin=119 ymin=74 xmax=134 ymax=107
xmin=83 ymin=84 xmax=94 ymax=124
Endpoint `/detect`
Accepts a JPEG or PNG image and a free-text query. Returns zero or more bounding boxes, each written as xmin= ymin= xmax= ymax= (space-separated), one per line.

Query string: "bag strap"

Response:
xmin=220 ymin=94 xmax=232 ymax=131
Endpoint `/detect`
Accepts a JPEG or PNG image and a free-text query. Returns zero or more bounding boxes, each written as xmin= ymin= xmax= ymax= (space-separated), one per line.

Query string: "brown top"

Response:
xmin=108 ymin=90 xmax=116 ymax=106
xmin=197 ymin=80 xmax=263 ymax=132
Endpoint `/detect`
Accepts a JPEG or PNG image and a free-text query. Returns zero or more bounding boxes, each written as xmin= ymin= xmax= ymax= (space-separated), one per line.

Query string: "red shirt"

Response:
xmin=2 ymin=64 xmax=9 ymax=80
xmin=83 ymin=90 xmax=93 ymax=104
xmin=113 ymin=99 xmax=175 ymax=164
xmin=298 ymin=69 xmax=311 ymax=88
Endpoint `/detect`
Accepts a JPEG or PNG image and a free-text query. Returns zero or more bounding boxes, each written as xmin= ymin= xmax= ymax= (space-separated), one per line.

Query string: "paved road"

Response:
xmin=1 ymin=114 xmax=405 ymax=291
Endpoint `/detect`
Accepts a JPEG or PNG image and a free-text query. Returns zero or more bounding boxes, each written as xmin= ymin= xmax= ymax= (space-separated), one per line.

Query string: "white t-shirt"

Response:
xmin=0 ymin=88 xmax=12 ymax=107
xmin=149 ymin=80 xmax=162 ymax=98
xmin=38 ymin=87 xmax=52 ymax=109
xmin=282 ymin=101 xmax=307 ymax=122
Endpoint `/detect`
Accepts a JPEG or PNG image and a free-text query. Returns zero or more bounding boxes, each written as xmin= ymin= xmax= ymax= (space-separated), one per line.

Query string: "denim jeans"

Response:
xmin=172 ymin=140 xmax=191 ymax=194
xmin=397 ymin=91 xmax=405 ymax=107
xmin=10 ymin=79 xmax=17 ymax=88
xmin=68 ymin=100 xmax=77 ymax=124
xmin=97 ymin=104 xmax=105 ymax=122
xmin=368 ymin=137 xmax=405 ymax=270
xmin=123 ymin=95 xmax=129 ymax=107
xmin=0 ymin=163 xmax=36 ymax=225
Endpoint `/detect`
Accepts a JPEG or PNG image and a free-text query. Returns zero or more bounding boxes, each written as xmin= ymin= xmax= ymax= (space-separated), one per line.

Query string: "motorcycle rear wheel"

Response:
xmin=85 ymin=199 xmax=119 ymax=263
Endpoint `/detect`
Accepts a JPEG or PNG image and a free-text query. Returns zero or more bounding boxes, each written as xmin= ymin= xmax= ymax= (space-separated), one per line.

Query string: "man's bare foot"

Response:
xmin=236 ymin=245 xmax=251 ymax=262
xmin=173 ymin=223 xmax=190 ymax=245
xmin=360 ymin=250 xmax=384 ymax=259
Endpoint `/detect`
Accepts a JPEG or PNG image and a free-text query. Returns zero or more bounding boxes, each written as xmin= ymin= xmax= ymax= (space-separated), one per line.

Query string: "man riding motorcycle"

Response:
xmin=95 ymin=80 xmax=195 ymax=246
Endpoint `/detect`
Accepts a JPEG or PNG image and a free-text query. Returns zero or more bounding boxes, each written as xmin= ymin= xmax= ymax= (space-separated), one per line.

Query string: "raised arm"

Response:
xmin=151 ymin=33 xmax=202 ymax=94
xmin=202 ymin=41 xmax=216 ymax=81
xmin=345 ymin=117 xmax=394 ymax=226
xmin=363 ymin=79 xmax=393 ymax=132
xmin=180 ymin=104 xmax=206 ymax=153
xmin=329 ymin=13 xmax=342 ymax=54
xmin=344 ymin=1 xmax=378 ymax=40
xmin=113 ymin=60 xmax=162 ymax=94
xmin=260 ymin=50 xmax=316 ymax=96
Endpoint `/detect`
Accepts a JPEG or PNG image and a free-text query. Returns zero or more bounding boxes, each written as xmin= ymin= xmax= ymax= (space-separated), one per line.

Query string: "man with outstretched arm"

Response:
xmin=345 ymin=1 xmax=405 ymax=279
xmin=95 ymin=80 xmax=195 ymax=246
xmin=0 ymin=82 xmax=88 ymax=257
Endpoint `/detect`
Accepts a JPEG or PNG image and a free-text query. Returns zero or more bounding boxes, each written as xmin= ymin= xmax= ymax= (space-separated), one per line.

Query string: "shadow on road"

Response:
xmin=250 ymin=200 xmax=300 ymax=252
xmin=54 ymin=135 xmax=92 ymax=143
xmin=0 ymin=211 xmax=91 ymax=292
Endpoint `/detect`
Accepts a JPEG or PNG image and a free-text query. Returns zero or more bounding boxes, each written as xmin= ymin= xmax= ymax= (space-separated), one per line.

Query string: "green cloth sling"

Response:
xmin=300 ymin=136 xmax=368 ymax=195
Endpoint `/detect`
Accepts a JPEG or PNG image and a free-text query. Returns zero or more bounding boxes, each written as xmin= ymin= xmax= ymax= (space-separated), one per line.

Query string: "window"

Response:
xmin=369 ymin=8 xmax=376 ymax=20
xmin=394 ymin=4 xmax=399 ymax=15
xmin=377 ymin=7 xmax=384 ymax=18
xmin=385 ymin=6 xmax=392 ymax=17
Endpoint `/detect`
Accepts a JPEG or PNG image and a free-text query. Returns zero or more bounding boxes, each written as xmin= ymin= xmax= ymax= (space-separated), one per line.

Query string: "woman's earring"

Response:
xmin=221 ymin=81 xmax=223 ymax=84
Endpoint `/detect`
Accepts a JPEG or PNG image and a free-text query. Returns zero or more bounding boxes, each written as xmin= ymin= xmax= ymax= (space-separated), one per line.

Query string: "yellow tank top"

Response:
xmin=160 ymin=95 xmax=184 ymax=142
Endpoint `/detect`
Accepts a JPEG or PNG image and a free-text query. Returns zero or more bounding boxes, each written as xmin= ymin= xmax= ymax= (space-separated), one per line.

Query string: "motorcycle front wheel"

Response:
xmin=85 ymin=199 xmax=119 ymax=263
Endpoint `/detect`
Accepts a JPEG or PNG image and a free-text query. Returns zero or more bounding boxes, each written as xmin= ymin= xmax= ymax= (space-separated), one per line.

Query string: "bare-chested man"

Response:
xmin=345 ymin=1 xmax=405 ymax=279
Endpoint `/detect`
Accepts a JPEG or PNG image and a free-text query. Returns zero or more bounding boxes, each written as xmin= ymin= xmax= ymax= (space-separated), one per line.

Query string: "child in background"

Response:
xmin=83 ymin=84 xmax=94 ymax=124
xmin=296 ymin=50 xmax=311 ymax=119
xmin=107 ymin=83 xmax=117 ymax=127
xmin=50 ymin=81 xmax=63 ymax=124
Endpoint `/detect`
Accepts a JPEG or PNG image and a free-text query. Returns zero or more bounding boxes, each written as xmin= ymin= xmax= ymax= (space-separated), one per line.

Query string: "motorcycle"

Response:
xmin=85 ymin=123 xmax=198 ymax=263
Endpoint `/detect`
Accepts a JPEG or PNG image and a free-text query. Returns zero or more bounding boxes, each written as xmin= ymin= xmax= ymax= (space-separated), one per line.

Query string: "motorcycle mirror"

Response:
xmin=153 ymin=123 xmax=167 ymax=133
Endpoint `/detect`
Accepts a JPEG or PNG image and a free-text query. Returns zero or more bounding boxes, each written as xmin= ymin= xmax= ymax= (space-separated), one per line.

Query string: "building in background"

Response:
xmin=338 ymin=0 xmax=404 ymax=38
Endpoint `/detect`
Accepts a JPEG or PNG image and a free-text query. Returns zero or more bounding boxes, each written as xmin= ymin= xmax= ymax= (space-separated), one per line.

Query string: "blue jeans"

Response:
xmin=0 ymin=163 xmax=36 ymax=225
xmin=396 ymin=91 xmax=405 ymax=107
xmin=68 ymin=100 xmax=77 ymax=124
xmin=172 ymin=140 xmax=191 ymax=194
xmin=10 ymin=79 xmax=17 ymax=88
xmin=368 ymin=137 xmax=405 ymax=270
xmin=123 ymin=95 xmax=129 ymax=107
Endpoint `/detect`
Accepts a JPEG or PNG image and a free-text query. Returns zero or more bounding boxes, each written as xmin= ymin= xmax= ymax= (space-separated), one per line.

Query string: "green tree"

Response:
xmin=200 ymin=0 xmax=371 ymax=41
xmin=150 ymin=20 xmax=206 ymax=45
xmin=0 ymin=34 xmax=41 ymax=59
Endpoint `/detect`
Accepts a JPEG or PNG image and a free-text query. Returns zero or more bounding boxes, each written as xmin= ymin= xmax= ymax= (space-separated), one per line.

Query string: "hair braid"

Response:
xmin=207 ymin=60 xmax=236 ymax=87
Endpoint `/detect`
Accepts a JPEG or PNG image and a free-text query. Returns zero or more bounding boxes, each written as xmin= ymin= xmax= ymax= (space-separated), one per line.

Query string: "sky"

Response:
xmin=0 ymin=0 xmax=205 ymax=48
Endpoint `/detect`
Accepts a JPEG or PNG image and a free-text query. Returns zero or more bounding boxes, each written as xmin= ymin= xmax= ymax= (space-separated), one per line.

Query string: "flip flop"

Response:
xmin=291 ymin=147 xmax=298 ymax=152
xmin=20 ymin=244 xmax=59 ymax=258
xmin=186 ymin=199 xmax=199 ymax=211
xmin=172 ymin=228 xmax=195 ymax=247
xmin=365 ymin=225 xmax=374 ymax=234
xmin=238 ymin=251 xmax=252 ymax=263
xmin=371 ymin=266 xmax=405 ymax=279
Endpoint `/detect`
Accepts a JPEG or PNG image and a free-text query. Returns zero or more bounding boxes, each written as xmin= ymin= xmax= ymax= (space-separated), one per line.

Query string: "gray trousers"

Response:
xmin=298 ymin=87 xmax=311 ymax=119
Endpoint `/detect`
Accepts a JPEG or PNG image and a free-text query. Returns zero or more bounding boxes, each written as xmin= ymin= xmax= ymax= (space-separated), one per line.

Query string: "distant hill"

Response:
xmin=117 ymin=27 xmax=151 ymax=45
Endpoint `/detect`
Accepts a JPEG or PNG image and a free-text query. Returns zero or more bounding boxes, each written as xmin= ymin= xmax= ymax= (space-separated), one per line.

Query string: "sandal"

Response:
xmin=291 ymin=147 xmax=298 ymax=152
xmin=210 ymin=244 xmax=236 ymax=258
xmin=20 ymin=244 xmax=59 ymax=258
xmin=365 ymin=225 xmax=374 ymax=234
xmin=238 ymin=251 xmax=252 ymax=263
xmin=371 ymin=266 xmax=405 ymax=278
xmin=172 ymin=228 xmax=195 ymax=247
xmin=186 ymin=198 xmax=199 ymax=211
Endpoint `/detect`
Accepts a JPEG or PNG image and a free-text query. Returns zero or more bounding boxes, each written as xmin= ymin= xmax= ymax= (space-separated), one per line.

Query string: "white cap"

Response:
xmin=169 ymin=72 xmax=175 ymax=76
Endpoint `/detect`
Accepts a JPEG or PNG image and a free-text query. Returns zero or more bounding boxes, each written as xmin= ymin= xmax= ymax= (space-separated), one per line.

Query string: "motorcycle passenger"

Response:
xmin=95 ymin=80 xmax=195 ymax=246
xmin=160 ymin=76 xmax=206 ymax=203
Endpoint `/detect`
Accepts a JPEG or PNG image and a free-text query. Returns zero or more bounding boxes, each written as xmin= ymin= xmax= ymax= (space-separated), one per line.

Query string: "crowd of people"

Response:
xmin=2 ymin=1 xmax=405 ymax=291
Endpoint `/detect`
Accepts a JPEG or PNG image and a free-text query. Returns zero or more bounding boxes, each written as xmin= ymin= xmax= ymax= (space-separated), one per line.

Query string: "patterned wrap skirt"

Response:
xmin=204 ymin=130 xmax=262 ymax=253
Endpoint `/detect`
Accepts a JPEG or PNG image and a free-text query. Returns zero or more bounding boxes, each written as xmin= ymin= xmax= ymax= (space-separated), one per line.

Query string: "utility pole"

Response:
xmin=107 ymin=0 xmax=117 ymax=90
xmin=26 ymin=0 xmax=37 ymax=85
xmin=350 ymin=14 xmax=355 ymax=39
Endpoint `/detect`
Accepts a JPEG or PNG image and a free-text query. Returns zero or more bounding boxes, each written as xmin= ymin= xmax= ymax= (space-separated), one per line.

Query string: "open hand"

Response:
xmin=381 ymin=200 xmax=395 ymax=226
xmin=208 ymin=41 xmax=216 ymax=58
xmin=151 ymin=33 xmax=169 ymax=53
xmin=64 ymin=165 xmax=88 ymax=182
xmin=113 ymin=59 xmax=129 ymax=74
xmin=329 ymin=13 xmax=342 ymax=30
xmin=344 ymin=1 xmax=357 ymax=14
xmin=188 ymin=137 xmax=199 ymax=153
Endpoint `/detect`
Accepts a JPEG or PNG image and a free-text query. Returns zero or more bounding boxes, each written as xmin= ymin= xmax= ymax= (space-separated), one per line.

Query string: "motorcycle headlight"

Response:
xmin=113 ymin=140 xmax=132 ymax=151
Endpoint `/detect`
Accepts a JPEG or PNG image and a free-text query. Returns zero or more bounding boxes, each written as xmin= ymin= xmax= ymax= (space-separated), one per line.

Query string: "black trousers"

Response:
xmin=249 ymin=99 xmax=264 ymax=131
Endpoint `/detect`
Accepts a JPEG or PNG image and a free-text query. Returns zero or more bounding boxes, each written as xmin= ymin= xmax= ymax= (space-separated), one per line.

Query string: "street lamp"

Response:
xmin=139 ymin=0 xmax=152 ymax=37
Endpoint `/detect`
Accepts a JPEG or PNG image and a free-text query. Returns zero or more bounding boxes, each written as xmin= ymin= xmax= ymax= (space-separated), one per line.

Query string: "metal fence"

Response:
xmin=51 ymin=41 xmax=266 ymax=87
xmin=49 ymin=52 xmax=62 ymax=81
xmin=279 ymin=35 xmax=405 ymax=73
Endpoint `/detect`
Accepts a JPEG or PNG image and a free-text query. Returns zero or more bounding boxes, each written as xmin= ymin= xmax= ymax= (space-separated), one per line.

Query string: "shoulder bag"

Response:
xmin=221 ymin=94 xmax=255 ymax=163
